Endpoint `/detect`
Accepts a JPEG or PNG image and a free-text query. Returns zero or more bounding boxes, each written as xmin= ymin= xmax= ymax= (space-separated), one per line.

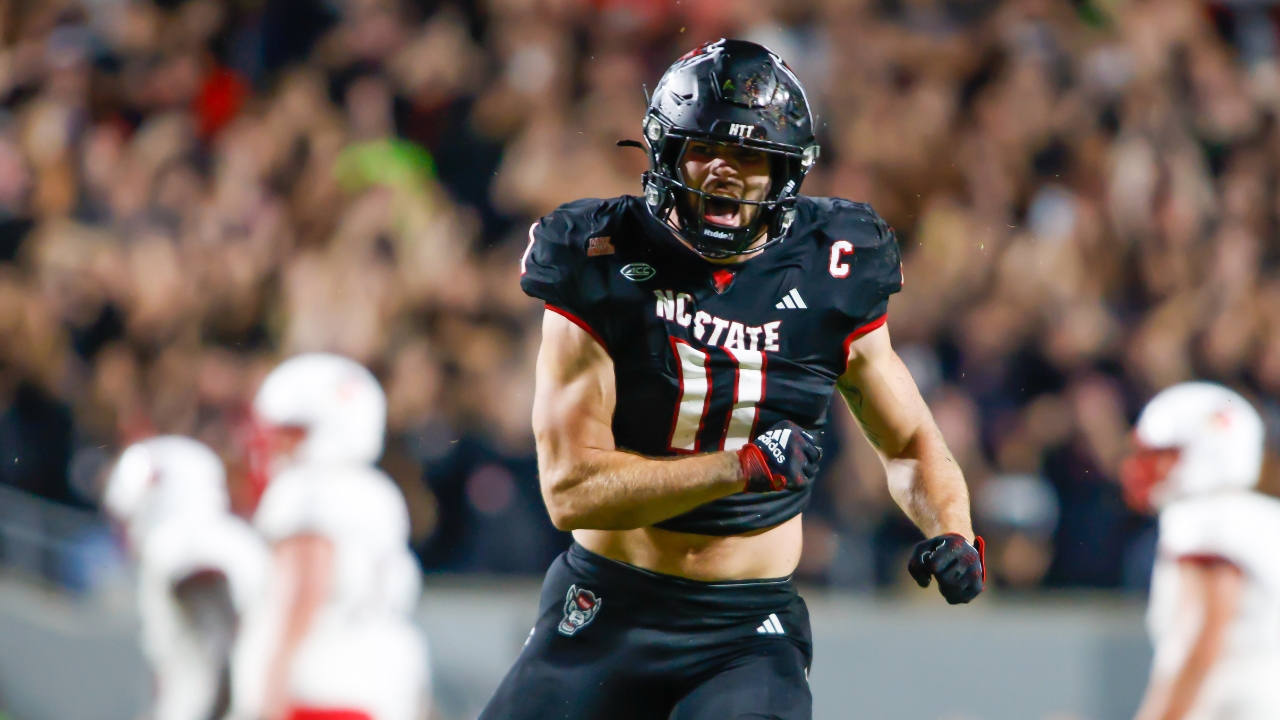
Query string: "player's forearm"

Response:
xmin=839 ymin=330 xmax=974 ymax=540
xmin=1156 ymin=666 xmax=1211 ymax=720
xmin=263 ymin=537 xmax=331 ymax=718
xmin=884 ymin=424 xmax=973 ymax=540
xmin=1141 ymin=647 xmax=1218 ymax=720
xmin=541 ymin=448 xmax=744 ymax=531
xmin=1140 ymin=561 xmax=1240 ymax=720
xmin=1154 ymin=600 xmax=1232 ymax=717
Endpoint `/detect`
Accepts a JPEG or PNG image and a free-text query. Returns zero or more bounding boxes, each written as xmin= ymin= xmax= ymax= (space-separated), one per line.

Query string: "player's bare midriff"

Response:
xmin=573 ymin=514 xmax=803 ymax=581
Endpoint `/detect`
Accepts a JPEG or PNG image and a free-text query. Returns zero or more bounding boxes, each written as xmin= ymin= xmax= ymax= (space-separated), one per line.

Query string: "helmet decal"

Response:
xmin=674 ymin=38 xmax=725 ymax=65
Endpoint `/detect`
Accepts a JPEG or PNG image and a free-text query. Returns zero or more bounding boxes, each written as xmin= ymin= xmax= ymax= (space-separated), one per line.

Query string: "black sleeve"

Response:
xmin=520 ymin=218 xmax=582 ymax=312
xmin=856 ymin=208 xmax=903 ymax=325
xmin=519 ymin=199 xmax=615 ymax=346
xmin=823 ymin=199 xmax=903 ymax=330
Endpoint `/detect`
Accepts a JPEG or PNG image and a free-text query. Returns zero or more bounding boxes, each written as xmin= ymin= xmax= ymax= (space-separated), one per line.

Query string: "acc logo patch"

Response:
xmin=620 ymin=263 xmax=656 ymax=282
xmin=558 ymin=585 xmax=602 ymax=636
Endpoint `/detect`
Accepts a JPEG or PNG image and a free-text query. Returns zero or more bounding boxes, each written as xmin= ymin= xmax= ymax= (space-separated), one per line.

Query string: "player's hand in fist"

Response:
xmin=908 ymin=534 xmax=986 ymax=605
xmin=737 ymin=420 xmax=822 ymax=493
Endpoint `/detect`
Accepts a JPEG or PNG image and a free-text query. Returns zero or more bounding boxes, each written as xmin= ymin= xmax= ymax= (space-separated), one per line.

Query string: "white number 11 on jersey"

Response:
xmin=668 ymin=339 xmax=766 ymax=453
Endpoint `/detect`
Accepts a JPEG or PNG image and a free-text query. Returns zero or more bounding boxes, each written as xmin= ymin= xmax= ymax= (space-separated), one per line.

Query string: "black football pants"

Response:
xmin=478 ymin=543 xmax=813 ymax=720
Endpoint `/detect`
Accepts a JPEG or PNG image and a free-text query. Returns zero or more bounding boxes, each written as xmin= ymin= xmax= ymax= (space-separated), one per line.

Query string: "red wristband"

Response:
xmin=737 ymin=444 xmax=779 ymax=492
xmin=974 ymin=536 xmax=986 ymax=583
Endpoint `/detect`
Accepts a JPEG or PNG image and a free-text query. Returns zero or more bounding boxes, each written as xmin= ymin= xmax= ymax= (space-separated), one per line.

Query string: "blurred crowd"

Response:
xmin=1 ymin=0 xmax=1279 ymax=591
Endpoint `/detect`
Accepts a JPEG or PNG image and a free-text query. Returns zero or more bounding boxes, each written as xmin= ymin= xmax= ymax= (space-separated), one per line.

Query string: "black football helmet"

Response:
xmin=641 ymin=39 xmax=819 ymax=259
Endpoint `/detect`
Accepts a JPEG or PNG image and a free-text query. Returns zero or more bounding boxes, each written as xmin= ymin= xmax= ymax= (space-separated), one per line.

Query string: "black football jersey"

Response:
xmin=520 ymin=195 xmax=903 ymax=536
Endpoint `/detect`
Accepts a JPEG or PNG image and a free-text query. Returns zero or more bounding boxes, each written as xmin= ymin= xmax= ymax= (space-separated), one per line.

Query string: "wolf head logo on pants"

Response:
xmin=558 ymin=585 xmax=602 ymax=636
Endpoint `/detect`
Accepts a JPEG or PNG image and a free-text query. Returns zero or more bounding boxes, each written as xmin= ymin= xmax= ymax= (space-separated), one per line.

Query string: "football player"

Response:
xmin=228 ymin=353 xmax=429 ymax=720
xmin=104 ymin=436 xmax=268 ymax=720
xmin=481 ymin=39 xmax=984 ymax=720
xmin=1123 ymin=382 xmax=1280 ymax=720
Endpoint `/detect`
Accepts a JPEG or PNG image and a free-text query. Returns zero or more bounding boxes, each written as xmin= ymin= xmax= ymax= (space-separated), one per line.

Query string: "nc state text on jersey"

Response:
xmin=654 ymin=290 xmax=781 ymax=352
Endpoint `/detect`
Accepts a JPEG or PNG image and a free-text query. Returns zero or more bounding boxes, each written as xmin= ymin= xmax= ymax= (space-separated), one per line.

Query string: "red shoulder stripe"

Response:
xmin=842 ymin=314 xmax=888 ymax=359
xmin=545 ymin=304 xmax=608 ymax=353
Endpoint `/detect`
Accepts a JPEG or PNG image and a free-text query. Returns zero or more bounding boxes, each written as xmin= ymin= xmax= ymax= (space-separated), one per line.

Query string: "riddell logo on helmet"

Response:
xmin=704 ymin=228 xmax=733 ymax=240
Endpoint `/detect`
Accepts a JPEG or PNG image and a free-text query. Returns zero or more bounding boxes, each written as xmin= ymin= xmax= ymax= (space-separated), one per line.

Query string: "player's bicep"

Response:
xmin=274 ymin=535 xmax=334 ymax=595
xmin=271 ymin=534 xmax=334 ymax=637
xmin=531 ymin=310 xmax=617 ymax=483
xmin=1180 ymin=556 xmax=1244 ymax=632
xmin=836 ymin=324 xmax=928 ymax=457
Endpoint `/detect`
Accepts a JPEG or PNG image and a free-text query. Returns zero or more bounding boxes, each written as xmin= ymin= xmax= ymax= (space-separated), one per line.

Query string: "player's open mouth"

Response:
xmin=703 ymin=195 xmax=742 ymax=226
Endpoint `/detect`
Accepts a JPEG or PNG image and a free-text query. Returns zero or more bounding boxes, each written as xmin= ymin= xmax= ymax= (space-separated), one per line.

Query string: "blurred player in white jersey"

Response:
xmin=1122 ymin=382 xmax=1280 ymax=720
xmin=229 ymin=353 xmax=429 ymax=720
xmin=104 ymin=436 xmax=269 ymax=720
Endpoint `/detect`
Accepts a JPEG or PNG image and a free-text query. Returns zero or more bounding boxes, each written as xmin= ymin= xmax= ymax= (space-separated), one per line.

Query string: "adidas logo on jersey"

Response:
xmin=756 ymin=613 xmax=786 ymax=635
xmin=775 ymin=288 xmax=807 ymax=309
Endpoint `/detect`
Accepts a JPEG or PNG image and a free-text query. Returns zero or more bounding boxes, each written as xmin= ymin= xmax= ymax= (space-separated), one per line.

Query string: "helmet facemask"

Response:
xmin=245 ymin=415 xmax=308 ymax=505
xmin=1119 ymin=440 xmax=1182 ymax=513
xmin=644 ymin=122 xmax=815 ymax=259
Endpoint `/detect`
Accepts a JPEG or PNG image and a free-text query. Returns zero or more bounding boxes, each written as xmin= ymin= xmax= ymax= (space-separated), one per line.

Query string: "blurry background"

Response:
xmin=1 ymin=0 xmax=1279 ymax=717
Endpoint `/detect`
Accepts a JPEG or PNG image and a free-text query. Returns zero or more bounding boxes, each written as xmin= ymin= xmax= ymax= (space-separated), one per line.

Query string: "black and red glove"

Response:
xmin=908 ymin=534 xmax=986 ymax=605
xmin=737 ymin=420 xmax=822 ymax=493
